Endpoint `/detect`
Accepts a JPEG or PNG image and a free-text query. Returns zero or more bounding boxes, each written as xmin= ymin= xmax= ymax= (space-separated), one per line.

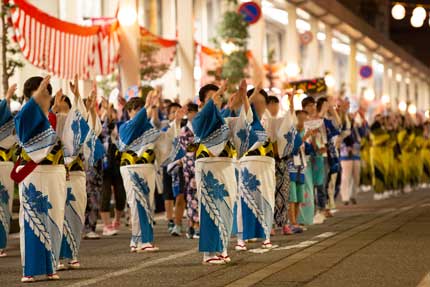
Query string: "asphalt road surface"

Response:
xmin=1 ymin=189 xmax=430 ymax=287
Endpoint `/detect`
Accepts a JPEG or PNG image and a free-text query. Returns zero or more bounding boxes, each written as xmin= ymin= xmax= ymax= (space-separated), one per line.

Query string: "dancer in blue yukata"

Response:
xmin=55 ymin=77 xmax=103 ymax=271
xmin=118 ymin=91 xmax=184 ymax=253
xmin=13 ymin=75 xmax=103 ymax=283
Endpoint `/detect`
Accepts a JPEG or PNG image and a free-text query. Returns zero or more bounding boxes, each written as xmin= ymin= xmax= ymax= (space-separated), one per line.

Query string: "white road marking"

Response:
xmin=66 ymin=248 xmax=197 ymax=287
xmin=314 ymin=232 xmax=337 ymax=239
xmin=417 ymin=272 xmax=430 ymax=287
xmin=274 ymin=241 xmax=318 ymax=251
xmin=248 ymin=245 xmax=279 ymax=254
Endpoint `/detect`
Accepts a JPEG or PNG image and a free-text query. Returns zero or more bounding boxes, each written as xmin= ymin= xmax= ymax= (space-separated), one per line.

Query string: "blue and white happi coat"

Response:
xmin=118 ymin=107 xmax=178 ymax=247
xmin=14 ymin=98 xmax=66 ymax=276
xmin=192 ymin=99 xmax=239 ymax=253
xmin=0 ymin=99 xmax=14 ymax=250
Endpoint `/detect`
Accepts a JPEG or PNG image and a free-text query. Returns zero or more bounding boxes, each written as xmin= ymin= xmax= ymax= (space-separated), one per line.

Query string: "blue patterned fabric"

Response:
xmin=118 ymin=107 xmax=160 ymax=154
xmin=21 ymin=182 xmax=62 ymax=276
xmin=199 ymin=170 xmax=233 ymax=252
xmin=0 ymin=181 xmax=11 ymax=249
xmin=14 ymin=98 xmax=57 ymax=163
xmin=192 ymin=99 xmax=230 ymax=152
xmin=129 ymin=171 xmax=154 ymax=244
xmin=240 ymin=167 xmax=273 ymax=240
xmin=0 ymin=100 xmax=14 ymax=144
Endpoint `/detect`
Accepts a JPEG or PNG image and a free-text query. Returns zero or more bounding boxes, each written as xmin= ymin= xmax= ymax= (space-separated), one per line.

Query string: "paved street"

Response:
xmin=1 ymin=189 xmax=430 ymax=287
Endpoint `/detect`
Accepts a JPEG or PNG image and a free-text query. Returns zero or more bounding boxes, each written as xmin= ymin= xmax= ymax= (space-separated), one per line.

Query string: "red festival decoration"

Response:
xmin=9 ymin=0 xmax=120 ymax=80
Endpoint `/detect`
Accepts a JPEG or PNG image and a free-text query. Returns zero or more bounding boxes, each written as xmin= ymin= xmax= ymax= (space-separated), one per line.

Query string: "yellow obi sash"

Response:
xmin=0 ymin=146 xmax=14 ymax=162
xmin=120 ymin=149 xmax=155 ymax=166
xmin=244 ymin=141 xmax=274 ymax=157
xmin=196 ymin=141 xmax=236 ymax=159
xmin=67 ymin=156 xmax=84 ymax=172
xmin=20 ymin=141 xmax=64 ymax=165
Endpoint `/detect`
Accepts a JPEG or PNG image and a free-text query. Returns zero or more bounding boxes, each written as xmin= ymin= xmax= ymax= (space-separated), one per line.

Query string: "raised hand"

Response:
xmin=212 ymin=81 xmax=228 ymax=109
xmin=52 ymin=89 xmax=64 ymax=113
xmin=86 ymin=82 xmax=97 ymax=112
xmin=6 ymin=83 xmax=17 ymax=104
xmin=33 ymin=75 xmax=51 ymax=110
xmin=249 ymin=82 xmax=262 ymax=104
xmin=69 ymin=74 xmax=80 ymax=98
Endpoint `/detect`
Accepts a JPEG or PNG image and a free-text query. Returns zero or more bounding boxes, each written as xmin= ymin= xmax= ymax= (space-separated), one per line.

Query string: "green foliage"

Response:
xmin=214 ymin=3 xmax=250 ymax=88
xmin=217 ymin=11 xmax=249 ymax=46
xmin=1 ymin=2 xmax=24 ymax=96
xmin=221 ymin=51 xmax=248 ymax=85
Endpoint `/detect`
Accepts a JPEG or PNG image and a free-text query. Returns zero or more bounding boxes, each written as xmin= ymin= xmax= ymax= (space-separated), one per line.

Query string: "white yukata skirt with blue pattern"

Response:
xmin=195 ymin=157 xmax=237 ymax=253
xmin=120 ymin=164 xmax=156 ymax=248
xmin=238 ymin=156 xmax=275 ymax=241
xmin=0 ymin=161 xmax=13 ymax=250
xmin=18 ymin=165 xmax=66 ymax=277
xmin=60 ymin=171 xmax=86 ymax=261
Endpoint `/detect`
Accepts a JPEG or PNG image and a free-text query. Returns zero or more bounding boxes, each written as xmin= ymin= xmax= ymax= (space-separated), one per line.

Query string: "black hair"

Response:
xmin=316 ymin=97 xmax=328 ymax=112
xmin=23 ymin=76 xmax=53 ymax=99
xmin=186 ymin=102 xmax=198 ymax=113
xmin=125 ymin=97 xmax=145 ymax=112
xmin=63 ymin=95 xmax=72 ymax=110
xmin=167 ymin=102 xmax=182 ymax=115
xmin=198 ymin=84 xmax=219 ymax=103
xmin=247 ymin=88 xmax=269 ymax=104
xmin=267 ymin=96 xmax=279 ymax=104
xmin=163 ymin=99 xmax=172 ymax=105
xmin=301 ymin=97 xmax=316 ymax=108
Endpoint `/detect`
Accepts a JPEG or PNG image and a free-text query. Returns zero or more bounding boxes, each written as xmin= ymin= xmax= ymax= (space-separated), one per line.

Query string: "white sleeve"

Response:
xmin=155 ymin=121 xmax=180 ymax=165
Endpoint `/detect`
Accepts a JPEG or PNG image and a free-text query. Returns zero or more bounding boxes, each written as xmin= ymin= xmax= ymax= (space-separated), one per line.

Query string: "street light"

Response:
xmin=392 ymin=3 xmax=406 ymax=20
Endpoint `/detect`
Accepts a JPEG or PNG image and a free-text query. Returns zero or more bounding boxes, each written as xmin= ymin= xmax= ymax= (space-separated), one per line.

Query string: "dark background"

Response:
xmin=337 ymin=0 xmax=430 ymax=67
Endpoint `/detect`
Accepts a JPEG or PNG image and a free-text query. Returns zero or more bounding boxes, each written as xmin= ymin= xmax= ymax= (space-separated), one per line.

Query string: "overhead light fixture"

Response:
xmin=411 ymin=14 xmax=424 ymax=28
xmin=408 ymin=104 xmax=417 ymax=114
xmin=392 ymin=3 xmax=406 ymax=20
xmin=284 ymin=63 xmax=300 ymax=78
xmin=381 ymin=94 xmax=390 ymax=105
xmin=399 ymin=100 xmax=407 ymax=112
xmin=412 ymin=6 xmax=427 ymax=21
xmin=324 ymin=73 xmax=335 ymax=88
xmin=363 ymin=88 xmax=375 ymax=102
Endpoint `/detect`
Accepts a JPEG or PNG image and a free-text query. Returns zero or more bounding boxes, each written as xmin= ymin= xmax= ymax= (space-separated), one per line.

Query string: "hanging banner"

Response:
xmin=139 ymin=27 xmax=177 ymax=82
xmin=9 ymin=0 xmax=120 ymax=80
xmin=284 ymin=78 xmax=327 ymax=95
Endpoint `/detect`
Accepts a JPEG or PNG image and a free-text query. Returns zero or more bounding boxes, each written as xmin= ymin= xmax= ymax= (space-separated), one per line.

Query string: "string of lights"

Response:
xmin=391 ymin=2 xmax=430 ymax=27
